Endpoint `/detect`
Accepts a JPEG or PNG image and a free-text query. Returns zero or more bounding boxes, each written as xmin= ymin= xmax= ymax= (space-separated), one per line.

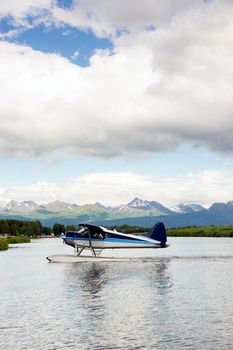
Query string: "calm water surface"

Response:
xmin=1 ymin=237 xmax=233 ymax=349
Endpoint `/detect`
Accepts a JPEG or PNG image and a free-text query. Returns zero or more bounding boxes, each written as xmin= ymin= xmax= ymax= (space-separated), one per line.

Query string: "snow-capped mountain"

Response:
xmin=127 ymin=197 xmax=173 ymax=213
xmin=94 ymin=202 xmax=112 ymax=211
xmin=112 ymin=197 xmax=173 ymax=216
xmin=170 ymin=203 xmax=206 ymax=214
xmin=0 ymin=198 xmax=205 ymax=216
xmin=127 ymin=197 xmax=148 ymax=207
xmin=1 ymin=200 xmax=38 ymax=212
xmin=41 ymin=200 xmax=79 ymax=212
xmin=1 ymin=198 xmax=233 ymax=228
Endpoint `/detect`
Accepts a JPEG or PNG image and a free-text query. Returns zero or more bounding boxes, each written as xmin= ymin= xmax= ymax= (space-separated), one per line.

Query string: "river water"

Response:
xmin=1 ymin=237 xmax=233 ymax=350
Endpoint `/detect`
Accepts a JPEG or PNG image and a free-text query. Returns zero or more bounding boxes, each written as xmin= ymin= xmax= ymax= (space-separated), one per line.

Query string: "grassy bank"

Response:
xmin=114 ymin=224 xmax=233 ymax=237
xmin=167 ymin=226 xmax=233 ymax=237
xmin=6 ymin=236 xmax=31 ymax=244
xmin=110 ymin=224 xmax=233 ymax=237
xmin=0 ymin=239 xmax=8 ymax=250
xmin=0 ymin=236 xmax=31 ymax=251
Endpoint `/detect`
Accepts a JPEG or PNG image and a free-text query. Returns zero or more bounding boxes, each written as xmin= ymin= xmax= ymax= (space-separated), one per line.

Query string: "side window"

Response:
xmin=79 ymin=229 xmax=89 ymax=238
xmin=66 ymin=230 xmax=89 ymax=238
xmin=91 ymin=232 xmax=105 ymax=239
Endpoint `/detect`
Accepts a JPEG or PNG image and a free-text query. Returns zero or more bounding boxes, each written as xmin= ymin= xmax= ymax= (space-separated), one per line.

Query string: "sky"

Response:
xmin=0 ymin=0 xmax=233 ymax=207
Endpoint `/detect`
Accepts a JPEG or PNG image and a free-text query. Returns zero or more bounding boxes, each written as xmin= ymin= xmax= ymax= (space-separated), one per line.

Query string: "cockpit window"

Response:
xmin=79 ymin=228 xmax=89 ymax=238
xmin=90 ymin=232 xmax=105 ymax=239
xmin=66 ymin=226 xmax=106 ymax=239
xmin=66 ymin=228 xmax=89 ymax=238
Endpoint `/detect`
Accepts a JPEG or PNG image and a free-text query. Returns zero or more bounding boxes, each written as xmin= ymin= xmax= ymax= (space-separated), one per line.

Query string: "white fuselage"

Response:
xmin=65 ymin=229 xmax=161 ymax=249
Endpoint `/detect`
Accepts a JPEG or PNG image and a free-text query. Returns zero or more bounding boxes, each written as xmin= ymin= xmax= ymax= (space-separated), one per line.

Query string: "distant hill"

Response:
xmin=96 ymin=211 xmax=233 ymax=228
xmin=0 ymin=198 xmax=233 ymax=227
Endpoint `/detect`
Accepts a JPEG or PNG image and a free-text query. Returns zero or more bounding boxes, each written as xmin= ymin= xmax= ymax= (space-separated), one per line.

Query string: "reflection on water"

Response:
xmin=61 ymin=259 xmax=173 ymax=350
xmin=1 ymin=238 xmax=233 ymax=349
xmin=66 ymin=262 xmax=108 ymax=297
xmin=149 ymin=259 xmax=173 ymax=294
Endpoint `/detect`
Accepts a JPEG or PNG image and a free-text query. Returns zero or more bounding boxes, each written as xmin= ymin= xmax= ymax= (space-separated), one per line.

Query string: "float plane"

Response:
xmin=47 ymin=222 xmax=168 ymax=262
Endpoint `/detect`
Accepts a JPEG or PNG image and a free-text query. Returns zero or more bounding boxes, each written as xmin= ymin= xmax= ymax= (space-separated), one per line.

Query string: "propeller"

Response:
xmin=60 ymin=232 xmax=65 ymax=243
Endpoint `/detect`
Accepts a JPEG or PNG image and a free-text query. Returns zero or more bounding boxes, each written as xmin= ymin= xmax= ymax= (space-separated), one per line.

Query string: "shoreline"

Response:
xmin=0 ymin=236 xmax=31 ymax=251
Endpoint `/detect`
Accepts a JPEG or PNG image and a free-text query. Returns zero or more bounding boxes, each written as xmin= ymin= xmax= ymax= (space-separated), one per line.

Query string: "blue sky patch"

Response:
xmin=2 ymin=22 xmax=112 ymax=66
xmin=55 ymin=0 xmax=74 ymax=10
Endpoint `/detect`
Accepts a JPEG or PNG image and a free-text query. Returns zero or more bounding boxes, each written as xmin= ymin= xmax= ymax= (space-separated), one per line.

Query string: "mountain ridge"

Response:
xmin=0 ymin=197 xmax=233 ymax=227
xmin=0 ymin=197 xmax=206 ymax=216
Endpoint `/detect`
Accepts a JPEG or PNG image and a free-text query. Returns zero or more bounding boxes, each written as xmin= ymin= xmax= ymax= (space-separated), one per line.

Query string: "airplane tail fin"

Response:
xmin=150 ymin=222 xmax=167 ymax=248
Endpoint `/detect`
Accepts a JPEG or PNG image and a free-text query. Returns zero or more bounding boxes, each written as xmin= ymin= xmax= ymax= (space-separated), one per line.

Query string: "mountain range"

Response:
xmin=1 ymin=197 xmax=233 ymax=228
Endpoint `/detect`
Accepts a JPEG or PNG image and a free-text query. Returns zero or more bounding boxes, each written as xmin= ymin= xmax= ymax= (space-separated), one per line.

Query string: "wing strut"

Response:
xmin=75 ymin=245 xmax=85 ymax=256
xmin=74 ymin=227 xmax=103 ymax=258
xmin=87 ymin=228 xmax=97 ymax=257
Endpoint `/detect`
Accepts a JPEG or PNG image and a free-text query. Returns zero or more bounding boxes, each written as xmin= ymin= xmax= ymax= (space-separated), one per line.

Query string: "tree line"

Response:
xmin=0 ymin=219 xmax=44 ymax=237
xmin=0 ymin=219 xmax=64 ymax=237
xmin=0 ymin=221 xmax=149 ymax=237
xmin=0 ymin=219 xmax=79 ymax=237
xmin=1 ymin=219 xmax=233 ymax=238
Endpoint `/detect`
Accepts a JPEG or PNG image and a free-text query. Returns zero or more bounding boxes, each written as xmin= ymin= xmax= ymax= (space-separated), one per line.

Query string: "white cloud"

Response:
xmin=71 ymin=49 xmax=79 ymax=60
xmin=52 ymin=0 xmax=201 ymax=38
xmin=0 ymin=1 xmax=233 ymax=158
xmin=0 ymin=28 xmax=23 ymax=39
xmin=1 ymin=170 xmax=233 ymax=207
xmin=0 ymin=0 xmax=52 ymax=18
xmin=0 ymin=41 xmax=160 ymax=157
xmin=0 ymin=1 xmax=54 ymax=41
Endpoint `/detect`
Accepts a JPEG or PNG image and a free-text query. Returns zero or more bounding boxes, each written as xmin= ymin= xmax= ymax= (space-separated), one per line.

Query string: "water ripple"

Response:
xmin=1 ymin=238 xmax=233 ymax=349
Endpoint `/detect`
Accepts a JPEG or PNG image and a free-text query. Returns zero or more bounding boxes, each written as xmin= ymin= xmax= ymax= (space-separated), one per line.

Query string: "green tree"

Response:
xmin=0 ymin=221 xmax=3 ymax=235
xmin=53 ymin=223 xmax=65 ymax=236
xmin=32 ymin=221 xmax=43 ymax=236
xmin=66 ymin=225 xmax=76 ymax=231
xmin=2 ymin=222 xmax=10 ymax=234
xmin=11 ymin=224 xmax=19 ymax=236
xmin=24 ymin=225 xmax=34 ymax=237
xmin=42 ymin=226 xmax=52 ymax=236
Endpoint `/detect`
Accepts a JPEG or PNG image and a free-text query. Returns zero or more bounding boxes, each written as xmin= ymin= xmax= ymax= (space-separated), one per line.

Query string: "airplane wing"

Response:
xmin=79 ymin=223 xmax=106 ymax=237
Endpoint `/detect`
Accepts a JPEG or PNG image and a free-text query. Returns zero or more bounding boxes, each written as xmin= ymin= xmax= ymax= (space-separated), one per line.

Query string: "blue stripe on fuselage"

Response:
xmin=65 ymin=237 xmax=157 ymax=245
xmin=105 ymin=238 xmax=156 ymax=245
